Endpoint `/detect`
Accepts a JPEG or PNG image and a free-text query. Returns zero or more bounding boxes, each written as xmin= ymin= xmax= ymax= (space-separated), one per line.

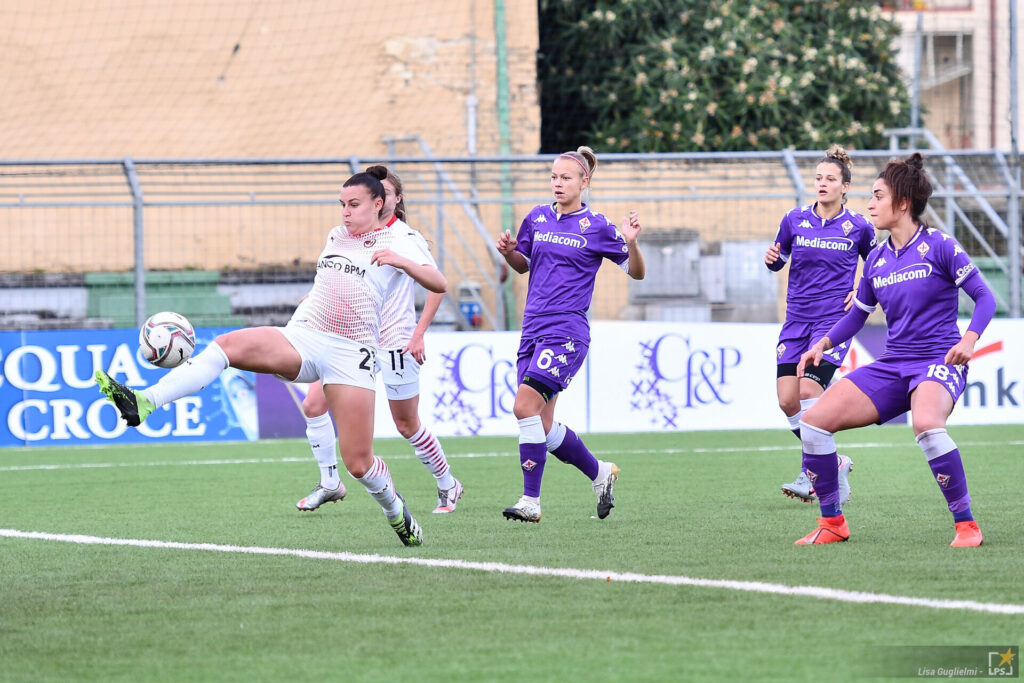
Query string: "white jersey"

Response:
xmin=289 ymin=222 xmax=436 ymax=348
xmin=378 ymin=219 xmax=436 ymax=349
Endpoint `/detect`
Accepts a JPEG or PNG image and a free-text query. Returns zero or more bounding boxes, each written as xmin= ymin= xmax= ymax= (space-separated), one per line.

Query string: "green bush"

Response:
xmin=538 ymin=0 xmax=911 ymax=152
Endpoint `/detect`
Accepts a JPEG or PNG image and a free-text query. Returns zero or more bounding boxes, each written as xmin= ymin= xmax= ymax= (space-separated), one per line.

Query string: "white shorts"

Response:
xmin=277 ymin=325 xmax=377 ymax=391
xmin=376 ymin=348 xmax=421 ymax=400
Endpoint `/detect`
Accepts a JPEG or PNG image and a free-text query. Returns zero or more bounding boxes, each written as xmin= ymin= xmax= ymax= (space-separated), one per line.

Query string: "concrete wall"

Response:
xmin=0 ymin=1 xmax=540 ymax=158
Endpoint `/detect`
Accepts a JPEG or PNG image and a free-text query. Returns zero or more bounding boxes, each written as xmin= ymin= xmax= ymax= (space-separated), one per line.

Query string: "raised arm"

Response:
xmin=496 ymin=229 xmax=529 ymax=274
xmin=620 ymin=210 xmax=645 ymax=280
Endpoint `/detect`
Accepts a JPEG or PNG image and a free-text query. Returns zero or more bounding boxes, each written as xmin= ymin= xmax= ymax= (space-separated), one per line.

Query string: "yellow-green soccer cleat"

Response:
xmin=94 ymin=370 xmax=154 ymax=427
xmin=389 ymin=492 xmax=423 ymax=546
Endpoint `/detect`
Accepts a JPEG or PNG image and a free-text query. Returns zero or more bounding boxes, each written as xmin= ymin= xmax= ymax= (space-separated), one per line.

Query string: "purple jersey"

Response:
xmin=854 ymin=226 xmax=979 ymax=359
xmin=773 ymin=205 xmax=876 ymax=322
xmin=515 ymin=203 xmax=630 ymax=343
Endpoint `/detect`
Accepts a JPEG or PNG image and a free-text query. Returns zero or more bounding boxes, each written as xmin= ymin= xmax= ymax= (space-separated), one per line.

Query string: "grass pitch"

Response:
xmin=2 ymin=424 xmax=1022 ymax=681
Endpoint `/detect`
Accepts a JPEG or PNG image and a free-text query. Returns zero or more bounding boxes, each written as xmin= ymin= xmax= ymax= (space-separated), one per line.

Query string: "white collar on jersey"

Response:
xmin=551 ymin=202 xmax=589 ymax=221
xmin=883 ymin=224 xmax=927 ymax=256
xmin=810 ymin=203 xmax=847 ymax=225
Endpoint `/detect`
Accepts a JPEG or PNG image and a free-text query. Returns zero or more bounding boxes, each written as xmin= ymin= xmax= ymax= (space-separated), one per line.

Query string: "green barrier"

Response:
xmin=85 ymin=271 xmax=245 ymax=327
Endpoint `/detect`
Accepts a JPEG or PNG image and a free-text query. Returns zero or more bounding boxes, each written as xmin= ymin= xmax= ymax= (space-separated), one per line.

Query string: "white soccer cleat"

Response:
xmin=593 ymin=461 xmax=620 ymax=519
xmin=502 ymin=495 xmax=541 ymax=523
xmin=781 ymin=470 xmax=816 ymax=502
xmin=296 ymin=482 xmax=347 ymax=511
xmin=433 ymin=478 xmax=464 ymax=514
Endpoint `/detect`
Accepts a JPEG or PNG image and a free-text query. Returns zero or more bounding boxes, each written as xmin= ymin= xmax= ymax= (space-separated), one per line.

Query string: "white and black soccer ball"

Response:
xmin=139 ymin=311 xmax=196 ymax=369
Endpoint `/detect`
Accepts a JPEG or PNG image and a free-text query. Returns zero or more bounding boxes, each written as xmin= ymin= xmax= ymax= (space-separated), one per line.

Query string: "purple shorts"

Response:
xmin=776 ymin=318 xmax=850 ymax=368
xmin=516 ymin=335 xmax=589 ymax=396
xmin=844 ymin=355 xmax=969 ymax=424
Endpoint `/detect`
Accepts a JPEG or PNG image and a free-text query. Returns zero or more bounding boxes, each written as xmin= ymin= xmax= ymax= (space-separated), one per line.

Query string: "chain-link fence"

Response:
xmin=3 ymin=136 xmax=1020 ymax=333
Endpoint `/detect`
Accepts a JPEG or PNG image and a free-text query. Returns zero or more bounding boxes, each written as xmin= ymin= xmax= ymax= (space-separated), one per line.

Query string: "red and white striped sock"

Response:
xmin=355 ymin=456 xmax=402 ymax=520
xmin=408 ymin=425 xmax=455 ymax=490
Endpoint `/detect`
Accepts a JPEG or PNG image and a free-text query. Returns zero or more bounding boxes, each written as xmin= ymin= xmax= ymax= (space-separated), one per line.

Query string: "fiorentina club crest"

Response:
xmin=579 ymin=217 xmax=591 ymax=232
xmin=776 ymin=343 xmax=786 ymax=359
xmin=935 ymin=473 xmax=951 ymax=488
xmin=521 ymin=459 xmax=538 ymax=472
xmin=842 ymin=219 xmax=853 ymax=235
xmin=917 ymin=241 xmax=930 ymax=258
xmin=805 ymin=469 xmax=818 ymax=484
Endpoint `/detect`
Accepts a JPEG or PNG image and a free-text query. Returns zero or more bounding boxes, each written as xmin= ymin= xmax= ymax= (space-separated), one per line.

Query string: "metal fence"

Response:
xmin=1 ymin=132 xmax=1021 ymax=332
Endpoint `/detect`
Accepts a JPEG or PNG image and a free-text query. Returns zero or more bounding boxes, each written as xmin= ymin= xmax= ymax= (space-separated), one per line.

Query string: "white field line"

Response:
xmin=1 ymin=528 xmax=1021 ymax=616
xmin=2 ymin=440 xmax=1023 ymax=473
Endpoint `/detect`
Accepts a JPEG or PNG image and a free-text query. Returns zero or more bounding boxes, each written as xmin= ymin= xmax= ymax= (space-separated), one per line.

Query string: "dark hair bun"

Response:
xmin=906 ymin=152 xmax=925 ymax=172
xmin=364 ymin=165 xmax=388 ymax=181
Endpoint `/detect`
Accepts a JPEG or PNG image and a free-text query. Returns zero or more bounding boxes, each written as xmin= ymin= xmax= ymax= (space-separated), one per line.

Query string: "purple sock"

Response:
xmin=917 ymin=430 xmax=973 ymax=522
xmin=520 ymin=442 xmax=547 ymax=497
xmin=804 ymin=450 xmax=841 ymax=517
xmin=518 ymin=415 xmax=548 ymax=497
xmin=550 ymin=425 xmax=600 ymax=480
xmin=929 ymin=449 xmax=973 ymax=522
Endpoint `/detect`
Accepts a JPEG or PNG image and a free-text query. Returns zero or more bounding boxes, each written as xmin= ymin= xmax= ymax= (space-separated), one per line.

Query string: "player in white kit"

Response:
xmin=95 ymin=166 xmax=447 ymax=547
xmin=296 ymin=168 xmax=463 ymax=515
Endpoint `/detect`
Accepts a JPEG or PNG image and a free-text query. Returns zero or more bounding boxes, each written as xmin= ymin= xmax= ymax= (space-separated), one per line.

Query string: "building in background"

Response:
xmin=886 ymin=0 xmax=1024 ymax=149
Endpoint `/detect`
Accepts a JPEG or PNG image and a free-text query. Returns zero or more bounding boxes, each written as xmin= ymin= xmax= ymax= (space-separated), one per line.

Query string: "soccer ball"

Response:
xmin=139 ymin=311 xmax=196 ymax=369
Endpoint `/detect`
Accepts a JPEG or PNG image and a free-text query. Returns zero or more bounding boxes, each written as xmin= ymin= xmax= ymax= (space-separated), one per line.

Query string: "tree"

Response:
xmin=538 ymin=0 xmax=911 ymax=153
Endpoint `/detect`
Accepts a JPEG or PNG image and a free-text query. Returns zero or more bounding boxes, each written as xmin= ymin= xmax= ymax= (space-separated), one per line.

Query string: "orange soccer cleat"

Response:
xmin=795 ymin=515 xmax=850 ymax=545
xmin=950 ymin=520 xmax=983 ymax=547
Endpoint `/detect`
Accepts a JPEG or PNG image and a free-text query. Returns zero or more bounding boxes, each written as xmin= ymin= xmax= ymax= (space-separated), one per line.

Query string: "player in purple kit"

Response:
xmin=766 ymin=145 xmax=876 ymax=504
xmin=495 ymin=146 xmax=645 ymax=523
xmin=796 ymin=152 xmax=995 ymax=547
